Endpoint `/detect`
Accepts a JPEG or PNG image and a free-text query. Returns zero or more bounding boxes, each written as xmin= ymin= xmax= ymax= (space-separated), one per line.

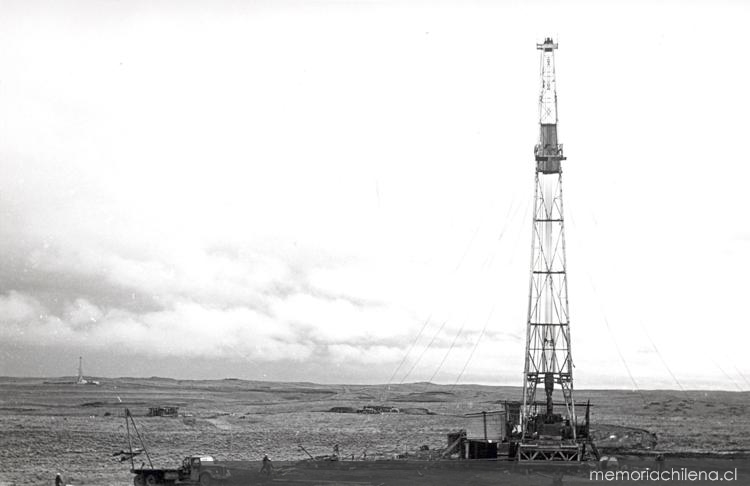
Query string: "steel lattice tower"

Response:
xmin=521 ymin=37 xmax=577 ymax=439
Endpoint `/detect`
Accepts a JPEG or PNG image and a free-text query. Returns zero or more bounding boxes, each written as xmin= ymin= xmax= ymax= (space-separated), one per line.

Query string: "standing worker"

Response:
xmin=260 ymin=454 xmax=273 ymax=476
xmin=656 ymin=453 xmax=666 ymax=474
xmin=55 ymin=473 xmax=63 ymax=486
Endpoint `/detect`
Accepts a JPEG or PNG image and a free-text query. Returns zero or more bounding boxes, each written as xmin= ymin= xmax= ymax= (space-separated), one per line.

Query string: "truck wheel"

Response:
xmin=199 ymin=473 xmax=212 ymax=486
xmin=133 ymin=475 xmax=145 ymax=486
xmin=145 ymin=473 xmax=160 ymax=486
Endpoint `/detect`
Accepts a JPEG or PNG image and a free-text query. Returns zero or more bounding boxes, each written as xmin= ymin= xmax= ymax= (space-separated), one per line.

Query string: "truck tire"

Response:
xmin=199 ymin=473 xmax=212 ymax=486
xmin=133 ymin=475 xmax=145 ymax=486
xmin=145 ymin=473 xmax=160 ymax=486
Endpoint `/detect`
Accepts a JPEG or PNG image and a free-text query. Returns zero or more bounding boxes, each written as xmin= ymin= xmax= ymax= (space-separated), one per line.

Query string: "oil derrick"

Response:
xmin=76 ymin=356 xmax=99 ymax=385
xmin=518 ymin=38 xmax=591 ymax=461
xmin=77 ymin=356 xmax=86 ymax=384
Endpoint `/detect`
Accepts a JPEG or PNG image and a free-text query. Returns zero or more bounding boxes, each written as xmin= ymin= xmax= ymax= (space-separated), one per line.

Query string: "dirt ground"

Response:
xmin=0 ymin=377 xmax=747 ymax=485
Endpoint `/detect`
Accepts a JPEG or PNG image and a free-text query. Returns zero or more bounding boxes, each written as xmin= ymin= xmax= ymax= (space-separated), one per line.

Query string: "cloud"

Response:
xmin=64 ymin=298 xmax=104 ymax=327
xmin=0 ymin=291 xmax=45 ymax=323
xmin=0 ymin=290 xmax=306 ymax=360
xmin=0 ymin=226 xmax=427 ymax=366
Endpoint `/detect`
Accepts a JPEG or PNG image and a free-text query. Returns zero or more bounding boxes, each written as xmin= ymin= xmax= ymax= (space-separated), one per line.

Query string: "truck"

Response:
xmin=131 ymin=455 xmax=231 ymax=486
xmin=119 ymin=409 xmax=231 ymax=486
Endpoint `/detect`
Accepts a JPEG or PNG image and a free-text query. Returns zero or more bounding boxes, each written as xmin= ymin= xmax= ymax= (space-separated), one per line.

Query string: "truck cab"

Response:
xmin=181 ymin=456 xmax=230 ymax=485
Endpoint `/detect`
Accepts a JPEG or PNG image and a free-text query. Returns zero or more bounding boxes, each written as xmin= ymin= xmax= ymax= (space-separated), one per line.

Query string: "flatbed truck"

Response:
xmin=131 ymin=454 xmax=231 ymax=486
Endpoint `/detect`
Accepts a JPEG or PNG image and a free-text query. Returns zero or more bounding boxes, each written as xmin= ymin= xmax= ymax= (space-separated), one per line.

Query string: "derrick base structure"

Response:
xmin=514 ymin=401 xmax=595 ymax=461
xmin=453 ymin=400 xmax=595 ymax=462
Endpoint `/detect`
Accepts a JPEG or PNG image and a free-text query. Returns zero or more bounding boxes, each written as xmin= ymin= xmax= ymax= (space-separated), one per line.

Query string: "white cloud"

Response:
xmin=0 ymin=291 xmax=43 ymax=323
xmin=0 ymin=291 xmax=310 ymax=360
xmin=64 ymin=298 xmax=104 ymax=326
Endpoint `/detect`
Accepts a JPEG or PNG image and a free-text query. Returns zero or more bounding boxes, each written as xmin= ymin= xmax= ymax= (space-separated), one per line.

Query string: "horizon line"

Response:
xmin=1 ymin=375 xmax=746 ymax=393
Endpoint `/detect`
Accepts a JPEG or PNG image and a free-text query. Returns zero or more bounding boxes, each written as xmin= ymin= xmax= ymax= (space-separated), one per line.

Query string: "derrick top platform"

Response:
xmin=537 ymin=37 xmax=558 ymax=51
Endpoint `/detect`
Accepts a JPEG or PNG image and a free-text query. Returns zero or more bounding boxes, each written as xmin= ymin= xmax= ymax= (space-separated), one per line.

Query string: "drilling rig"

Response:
xmin=514 ymin=37 xmax=596 ymax=462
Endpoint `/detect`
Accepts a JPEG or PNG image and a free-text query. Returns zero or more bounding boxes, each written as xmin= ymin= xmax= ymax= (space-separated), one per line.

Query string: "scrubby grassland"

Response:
xmin=0 ymin=377 xmax=747 ymax=485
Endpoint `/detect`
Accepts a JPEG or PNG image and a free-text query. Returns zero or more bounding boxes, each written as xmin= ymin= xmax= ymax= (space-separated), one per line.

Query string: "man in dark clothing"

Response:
xmin=260 ymin=454 xmax=273 ymax=475
xmin=560 ymin=419 xmax=573 ymax=440
xmin=656 ymin=453 xmax=666 ymax=473
xmin=55 ymin=473 xmax=63 ymax=486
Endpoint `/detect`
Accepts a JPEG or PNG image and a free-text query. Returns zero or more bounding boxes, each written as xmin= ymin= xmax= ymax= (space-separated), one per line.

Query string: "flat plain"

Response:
xmin=0 ymin=377 xmax=747 ymax=485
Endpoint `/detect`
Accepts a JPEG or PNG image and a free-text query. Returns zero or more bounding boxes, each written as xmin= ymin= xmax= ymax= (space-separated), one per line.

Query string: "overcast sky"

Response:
xmin=0 ymin=0 xmax=748 ymax=390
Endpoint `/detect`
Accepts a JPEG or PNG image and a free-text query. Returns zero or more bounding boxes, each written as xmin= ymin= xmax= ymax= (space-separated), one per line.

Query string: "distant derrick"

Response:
xmin=76 ymin=356 xmax=100 ymax=386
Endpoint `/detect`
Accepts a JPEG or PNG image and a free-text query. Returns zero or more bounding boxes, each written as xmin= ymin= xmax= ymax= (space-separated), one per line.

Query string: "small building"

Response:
xmin=463 ymin=410 xmax=508 ymax=459
xmin=147 ymin=406 xmax=179 ymax=417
